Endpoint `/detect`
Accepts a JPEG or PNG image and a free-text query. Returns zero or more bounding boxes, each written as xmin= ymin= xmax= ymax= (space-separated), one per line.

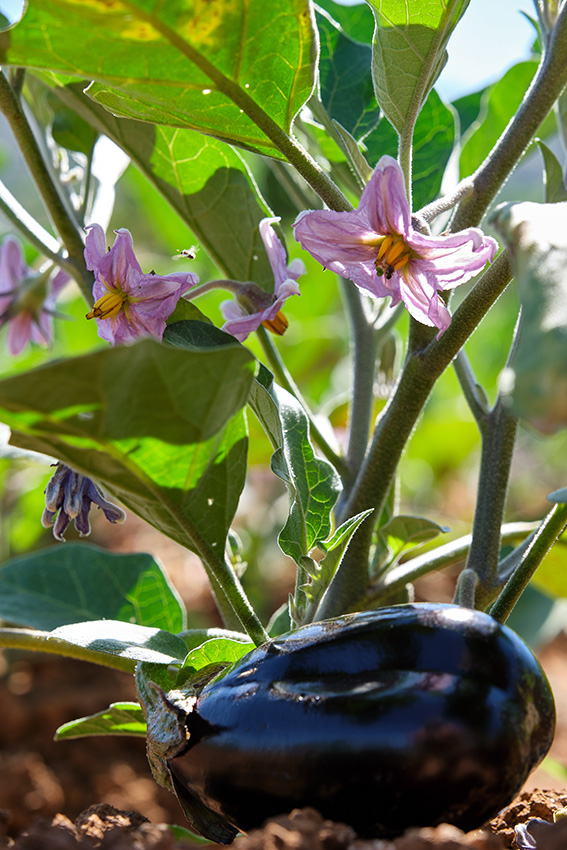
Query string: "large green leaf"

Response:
xmin=316 ymin=0 xmax=374 ymax=43
xmin=45 ymin=80 xmax=273 ymax=289
xmin=0 ymin=339 xmax=255 ymax=553
xmin=366 ymin=0 xmax=469 ymax=135
xmin=315 ymin=8 xmax=379 ymax=142
xmin=0 ymin=0 xmax=316 ymax=159
xmin=364 ymin=89 xmax=455 ymax=210
xmin=0 ymin=544 xmax=185 ymax=632
xmin=248 ymin=364 xmax=341 ymax=567
xmin=459 ymin=62 xmax=538 ymax=178
xmin=50 ymin=620 xmax=188 ymax=665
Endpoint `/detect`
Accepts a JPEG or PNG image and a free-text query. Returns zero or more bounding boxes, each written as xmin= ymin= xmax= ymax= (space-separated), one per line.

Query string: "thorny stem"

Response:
xmin=452 ymin=2 xmax=567 ymax=230
xmin=319 ymin=252 xmax=513 ymax=618
xmin=0 ymin=628 xmax=136 ymax=673
xmin=256 ymin=326 xmax=349 ymax=479
xmin=490 ymin=503 xmax=567 ymax=624
xmin=0 ymin=72 xmax=93 ymax=301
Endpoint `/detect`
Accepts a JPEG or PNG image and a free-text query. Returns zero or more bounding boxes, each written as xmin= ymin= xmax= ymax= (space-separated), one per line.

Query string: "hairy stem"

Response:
xmin=0 ymin=72 xmax=92 ymax=300
xmin=462 ymin=399 xmax=518 ymax=609
xmin=0 ymin=628 xmax=136 ymax=673
xmin=452 ymin=3 xmax=567 ymax=230
xmin=490 ymin=503 xmax=567 ymax=624
xmin=341 ymin=279 xmax=378 ymax=485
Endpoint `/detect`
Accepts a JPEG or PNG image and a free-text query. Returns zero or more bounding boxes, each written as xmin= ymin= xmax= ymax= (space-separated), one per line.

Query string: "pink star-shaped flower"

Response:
xmin=221 ymin=217 xmax=303 ymax=342
xmin=293 ymin=156 xmax=498 ymax=334
xmin=85 ymin=224 xmax=199 ymax=345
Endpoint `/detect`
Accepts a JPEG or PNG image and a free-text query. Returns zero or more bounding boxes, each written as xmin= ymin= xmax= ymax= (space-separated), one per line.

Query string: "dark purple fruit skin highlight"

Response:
xmin=168 ymin=603 xmax=556 ymax=840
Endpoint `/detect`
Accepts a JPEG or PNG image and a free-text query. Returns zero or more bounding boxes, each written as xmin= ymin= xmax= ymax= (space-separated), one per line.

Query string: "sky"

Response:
xmin=0 ymin=0 xmax=539 ymax=101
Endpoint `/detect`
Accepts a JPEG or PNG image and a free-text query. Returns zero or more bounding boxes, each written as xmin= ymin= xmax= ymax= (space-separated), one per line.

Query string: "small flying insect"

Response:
xmin=173 ymin=246 xmax=199 ymax=261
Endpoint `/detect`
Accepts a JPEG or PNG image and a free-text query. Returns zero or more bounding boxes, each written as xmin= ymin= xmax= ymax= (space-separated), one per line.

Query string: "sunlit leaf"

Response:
xmin=365 ymin=0 xmax=469 ymax=135
xmin=248 ymin=364 xmax=342 ymax=566
xmin=55 ymin=702 xmax=147 ymax=739
xmin=379 ymin=514 xmax=450 ymax=564
xmin=0 ymin=0 xmax=317 ymax=159
xmin=45 ymin=80 xmax=274 ymax=289
xmin=0 ymin=339 xmax=255 ymax=554
xmin=50 ymin=619 xmax=188 ymax=665
xmin=0 ymin=544 xmax=186 ymax=632
xmin=316 ymin=0 xmax=374 ymax=43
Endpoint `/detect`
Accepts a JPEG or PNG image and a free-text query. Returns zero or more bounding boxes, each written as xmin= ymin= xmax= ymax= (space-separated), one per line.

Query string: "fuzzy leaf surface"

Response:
xmin=55 ymin=702 xmax=147 ymax=740
xmin=50 ymin=620 xmax=188 ymax=665
xmin=366 ymin=0 xmax=469 ymax=135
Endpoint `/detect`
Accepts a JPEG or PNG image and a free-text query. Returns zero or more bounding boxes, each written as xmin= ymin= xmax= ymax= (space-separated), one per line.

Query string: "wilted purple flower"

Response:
xmin=221 ymin=217 xmax=303 ymax=342
xmin=42 ymin=462 xmax=126 ymax=542
xmin=0 ymin=236 xmax=69 ymax=355
xmin=85 ymin=224 xmax=199 ymax=345
xmin=293 ymin=156 xmax=498 ymax=334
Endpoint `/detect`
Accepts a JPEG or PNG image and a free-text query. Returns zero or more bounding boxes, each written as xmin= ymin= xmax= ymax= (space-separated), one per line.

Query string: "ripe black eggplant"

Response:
xmin=168 ymin=603 xmax=555 ymax=841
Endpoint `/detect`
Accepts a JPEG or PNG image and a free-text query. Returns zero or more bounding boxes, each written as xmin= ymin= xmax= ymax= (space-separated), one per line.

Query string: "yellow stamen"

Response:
xmin=262 ymin=311 xmax=288 ymax=336
xmin=86 ymin=290 xmax=127 ymax=321
xmin=384 ymin=239 xmax=406 ymax=264
xmin=376 ymin=235 xmax=394 ymax=261
xmin=392 ymin=254 xmax=410 ymax=271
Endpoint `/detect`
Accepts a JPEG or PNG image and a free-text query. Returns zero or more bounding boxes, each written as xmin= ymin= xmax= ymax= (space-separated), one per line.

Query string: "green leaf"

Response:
xmin=536 ymin=139 xmax=567 ymax=204
xmin=293 ymin=509 xmax=373 ymax=623
xmin=55 ymin=702 xmax=147 ymax=740
xmin=50 ymin=620 xmax=188 ymax=665
xmin=248 ymin=365 xmax=342 ymax=566
xmin=45 ymin=81 xmax=274 ymax=289
xmin=364 ymin=89 xmax=455 ymax=209
xmin=366 ymin=0 xmax=469 ymax=135
xmin=459 ymin=62 xmax=538 ymax=178
xmin=0 ymin=544 xmax=186 ymax=632
xmin=0 ymin=339 xmax=255 ymax=553
xmin=379 ymin=514 xmax=450 ymax=565
xmin=490 ymin=200 xmax=567 ymax=433
xmin=179 ymin=636 xmax=253 ymax=684
xmin=48 ymin=92 xmax=98 ymax=155
xmin=179 ymin=626 xmax=252 ymax=652
xmin=315 ymin=8 xmax=380 ymax=141
xmin=452 ymin=87 xmax=484 ymax=137
xmin=0 ymin=0 xmax=317 ymax=159
xmin=316 ymin=0 xmax=374 ymax=43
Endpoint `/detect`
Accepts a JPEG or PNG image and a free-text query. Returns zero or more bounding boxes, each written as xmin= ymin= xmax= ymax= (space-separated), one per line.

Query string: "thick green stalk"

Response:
xmin=490 ymin=503 xmax=567 ymax=624
xmin=0 ymin=627 xmax=136 ymax=673
xmin=452 ymin=3 xmax=567 ymax=230
xmin=319 ymin=253 xmax=513 ymax=618
xmin=461 ymin=400 xmax=518 ymax=609
xmin=341 ymin=279 xmax=378 ymax=485
xmin=0 ymin=72 xmax=92 ymax=300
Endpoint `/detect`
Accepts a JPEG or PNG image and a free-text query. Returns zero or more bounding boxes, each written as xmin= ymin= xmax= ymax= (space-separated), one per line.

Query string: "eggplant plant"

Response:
xmin=0 ymin=0 xmax=566 ymax=841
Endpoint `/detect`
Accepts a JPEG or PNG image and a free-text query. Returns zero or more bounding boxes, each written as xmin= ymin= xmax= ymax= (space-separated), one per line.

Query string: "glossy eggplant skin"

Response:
xmin=168 ymin=604 xmax=555 ymax=840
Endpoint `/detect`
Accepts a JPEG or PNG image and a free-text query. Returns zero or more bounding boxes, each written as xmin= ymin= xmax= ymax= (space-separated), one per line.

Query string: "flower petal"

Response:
xmin=84 ymin=223 xmax=107 ymax=272
xmin=358 ymin=155 xmax=411 ymax=236
xmin=96 ymin=228 xmax=143 ymax=295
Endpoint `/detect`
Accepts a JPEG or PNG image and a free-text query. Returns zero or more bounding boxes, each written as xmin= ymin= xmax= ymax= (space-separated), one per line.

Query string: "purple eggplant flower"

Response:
xmin=293 ymin=156 xmax=498 ymax=335
xmin=0 ymin=236 xmax=69 ymax=355
xmin=42 ymin=462 xmax=126 ymax=542
xmin=221 ymin=217 xmax=303 ymax=342
xmin=85 ymin=224 xmax=199 ymax=345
